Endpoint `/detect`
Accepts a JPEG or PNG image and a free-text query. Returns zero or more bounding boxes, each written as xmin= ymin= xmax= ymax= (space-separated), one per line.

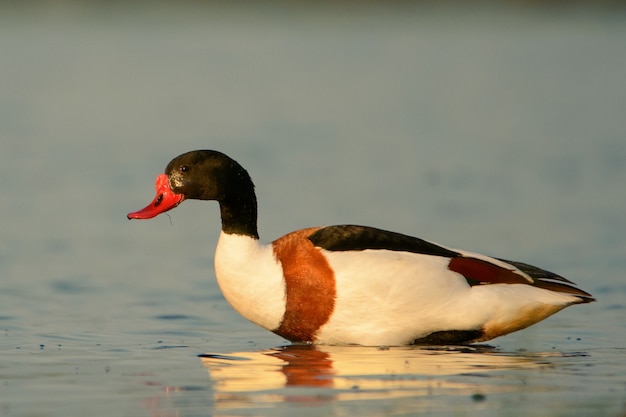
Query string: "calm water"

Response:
xmin=1 ymin=4 xmax=625 ymax=416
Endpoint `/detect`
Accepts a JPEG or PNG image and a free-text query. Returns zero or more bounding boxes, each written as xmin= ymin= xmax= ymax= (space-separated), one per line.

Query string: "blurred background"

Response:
xmin=1 ymin=2 xmax=625 ymax=415
xmin=2 ymin=0 xmax=624 ymax=275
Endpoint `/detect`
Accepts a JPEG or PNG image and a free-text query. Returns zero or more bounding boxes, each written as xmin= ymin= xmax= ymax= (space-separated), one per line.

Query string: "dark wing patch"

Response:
xmin=307 ymin=225 xmax=460 ymax=258
xmin=450 ymin=256 xmax=595 ymax=303
xmin=497 ymin=258 xmax=572 ymax=283
xmin=529 ymin=280 xmax=595 ymax=301
xmin=497 ymin=258 xmax=594 ymax=301
xmin=412 ymin=329 xmax=484 ymax=345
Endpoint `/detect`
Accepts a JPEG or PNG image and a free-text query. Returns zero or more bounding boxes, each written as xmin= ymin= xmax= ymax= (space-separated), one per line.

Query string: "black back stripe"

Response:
xmin=307 ymin=225 xmax=460 ymax=258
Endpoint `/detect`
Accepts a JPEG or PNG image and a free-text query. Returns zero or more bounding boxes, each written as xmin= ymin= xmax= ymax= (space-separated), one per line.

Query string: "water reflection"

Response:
xmin=199 ymin=344 xmax=567 ymax=413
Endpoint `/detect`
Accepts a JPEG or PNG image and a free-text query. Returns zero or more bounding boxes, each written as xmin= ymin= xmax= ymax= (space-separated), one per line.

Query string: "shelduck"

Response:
xmin=128 ymin=150 xmax=594 ymax=346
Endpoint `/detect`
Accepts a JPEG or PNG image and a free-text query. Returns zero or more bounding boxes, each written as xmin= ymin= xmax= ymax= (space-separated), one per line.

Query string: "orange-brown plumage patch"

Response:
xmin=448 ymin=257 xmax=531 ymax=286
xmin=272 ymin=227 xmax=336 ymax=343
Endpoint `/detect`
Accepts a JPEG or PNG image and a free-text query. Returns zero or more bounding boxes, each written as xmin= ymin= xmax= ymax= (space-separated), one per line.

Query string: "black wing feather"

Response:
xmin=497 ymin=258 xmax=573 ymax=283
xmin=308 ymin=225 xmax=460 ymax=258
xmin=497 ymin=258 xmax=595 ymax=302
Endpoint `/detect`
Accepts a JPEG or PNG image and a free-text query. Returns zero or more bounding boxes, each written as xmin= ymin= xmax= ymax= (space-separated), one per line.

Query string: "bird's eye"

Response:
xmin=180 ymin=165 xmax=190 ymax=173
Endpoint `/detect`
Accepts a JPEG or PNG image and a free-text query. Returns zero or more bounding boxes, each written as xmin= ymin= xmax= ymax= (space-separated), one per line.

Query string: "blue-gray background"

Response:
xmin=1 ymin=2 xmax=625 ymax=416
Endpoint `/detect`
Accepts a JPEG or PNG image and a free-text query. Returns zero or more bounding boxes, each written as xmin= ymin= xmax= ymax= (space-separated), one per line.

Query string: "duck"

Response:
xmin=127 ymin=150 xmax=594 ymax=346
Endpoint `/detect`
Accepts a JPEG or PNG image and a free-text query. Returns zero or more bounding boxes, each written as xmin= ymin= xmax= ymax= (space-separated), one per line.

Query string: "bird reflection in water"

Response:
xmin=199 ymin=343 xmax=568 ymax=412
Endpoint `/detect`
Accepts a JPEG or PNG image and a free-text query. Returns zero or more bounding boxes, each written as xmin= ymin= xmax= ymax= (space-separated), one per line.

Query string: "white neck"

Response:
xmin=214 ymin=232 xmax=286 ymax=332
